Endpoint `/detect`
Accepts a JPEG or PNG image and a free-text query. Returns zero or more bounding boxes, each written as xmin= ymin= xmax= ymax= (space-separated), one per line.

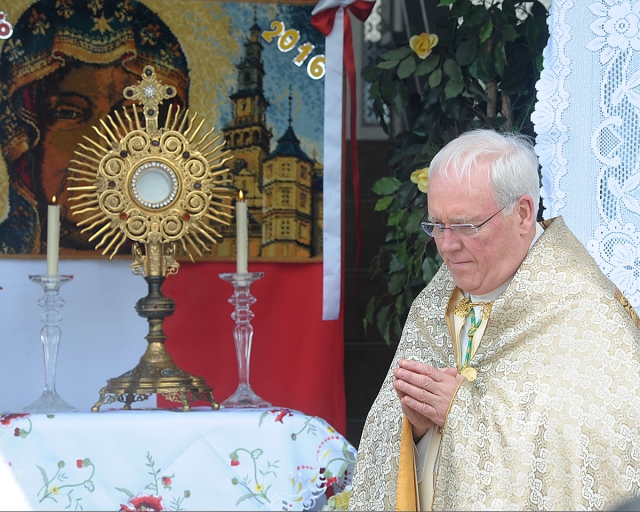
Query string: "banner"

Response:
xmin=0 ymin=0 xmax=345 ymax=434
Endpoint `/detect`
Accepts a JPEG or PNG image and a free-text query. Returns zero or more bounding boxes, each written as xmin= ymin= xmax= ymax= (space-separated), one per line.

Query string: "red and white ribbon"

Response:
xmin=312 ymin=0 xmax=375 ymax=320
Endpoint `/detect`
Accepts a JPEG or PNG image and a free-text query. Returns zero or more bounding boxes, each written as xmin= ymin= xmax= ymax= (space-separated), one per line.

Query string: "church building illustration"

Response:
xmin=209 ymin=20 xmax=324 ymax=260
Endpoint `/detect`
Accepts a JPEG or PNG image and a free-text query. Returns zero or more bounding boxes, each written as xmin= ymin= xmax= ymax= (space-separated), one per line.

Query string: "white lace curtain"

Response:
xmin=533 ymin=0 xmax=640 ymax=307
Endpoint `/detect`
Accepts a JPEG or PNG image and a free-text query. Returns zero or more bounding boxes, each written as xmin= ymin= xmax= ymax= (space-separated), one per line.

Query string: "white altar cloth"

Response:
xmin=0 ymin=408 xmax=356 ymax=511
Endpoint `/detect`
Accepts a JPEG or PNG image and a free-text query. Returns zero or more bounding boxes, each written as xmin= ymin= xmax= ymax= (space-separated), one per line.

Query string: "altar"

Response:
xmin=0 ymin=408 xmax=355 ymax=511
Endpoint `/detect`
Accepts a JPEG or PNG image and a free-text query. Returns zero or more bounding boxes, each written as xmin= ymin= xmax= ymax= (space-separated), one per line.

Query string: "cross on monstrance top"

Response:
xmin=123 ymin=66 xmax=177 ymax=134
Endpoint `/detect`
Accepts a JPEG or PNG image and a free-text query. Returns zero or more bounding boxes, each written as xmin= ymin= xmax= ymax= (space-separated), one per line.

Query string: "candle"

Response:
xmin=236 ymin=190 xmax=249 ymax=274
xmin=46 ymin=196 xmax=60 ymax=276
xmin=236 ymin=190 xmax=248 ymax=274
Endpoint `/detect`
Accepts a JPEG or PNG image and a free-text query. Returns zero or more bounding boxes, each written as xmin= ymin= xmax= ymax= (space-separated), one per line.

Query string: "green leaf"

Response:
xmin=502 ymin=24 xmax=518 ymax=42
xmin=450 ymin=0 xmax=472 ymax=18
xmin=393 ymin=314 xmax=403 ymax=339
xmin=444 ymin=80 xmax=464 ymax=99
xmin=381 ymin=47 xmax=413 ymax=61
xmin=393 ymin=80 xmax=408 ymax=114
xmin=369 ymin=79 xmax=380 ymax=99
xmin=404 ymin=289 xmax=415 ymax=310
xmin=388 ymin=209 xmax=405 ymax=226
xmin=372 ymin=177 xmax=401 ymax=195
xmin=396 ymin=180 xmax=418 ymax=209
xmin=469 ymin=45 xmax=496 ymax=81
xmin=502 ymin=0 xmax=516 ymax=17
xmin=259 ymin=411 xmax=269 ymax=426
xmin=336 ymin=460 xmax=350 ymax=479
xmin=116 ymin=487 xmax=135 ymax=499
xmin=461 ymin=5 xmax=487 ymax=27
xmin=237 ymin=494 xmax=257 ymax=506
xmin=37 ymin=465 xmax=49 ymax=486
xmin=438 ymin=0 xmax=455 ymax=5
xmin=443 ymin=59 xmax=463 ymax=83
xmin=84 ymin=481 xmax=95 ymax=493
xmin=428 ymin=69 xmax=442 ymax=88
xmin=388 ymin=273 xmax=405 ymax=295
xmin=479 ymin=19 xmax=493 ymax=43
xmin=376 ymin=305 xmax=391 ymax=342
xmin=405 ymin=208 xmax=425 ymax=233
xmin=395 ymin=293 xmax=406 ymax=315
xmin=377 ymin=60 xmax=399 ymax=70
xmin=374 ymin=196 xmax=394 ymax=211
xmin=397 ymin=242 xmax=407 ymax=263
xmin=455 ymin=38 xmax=478 ymax=66
xmin=364 ymin=297 xmax=375 ymax=331
xmin=379 ymin=72 xmax=394 ymax=104
xmin=389 ymin=253 xmax=403 ymax=273
xmin=415 ymin=54 xmax=439 ymax=76
xmin=422 ymin=257 xmax=440 ymax=284
xmin=361 ymin=65 xmax=384 ymax=82
xmin=397 ymin=56 xmax=417 ymax=80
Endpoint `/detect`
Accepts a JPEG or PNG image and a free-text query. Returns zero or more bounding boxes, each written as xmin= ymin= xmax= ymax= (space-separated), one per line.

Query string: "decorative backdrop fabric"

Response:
xmin=0 ymin=0 xmax=346 ymax=436
xmin=533 ymin=0 xmax=640 ymax=307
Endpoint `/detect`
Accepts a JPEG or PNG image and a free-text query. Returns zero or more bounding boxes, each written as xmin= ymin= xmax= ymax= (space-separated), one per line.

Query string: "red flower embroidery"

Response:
xmin=1 ymin=413 xmax=28 ymax=427
xmin=270 ymin=408 xmax=293 ymax=423
xmin=76 ymin=460 xmax=83 ymax=468
xmin=13 ymin=427 xmax=20 ymax=437
xmin=120 ymin=494 xmax=163 ymax=511
xmin=230 ymin=459 xmax=240 ymax=466
xmin=161 ymin=476 xmax=171 ymax=487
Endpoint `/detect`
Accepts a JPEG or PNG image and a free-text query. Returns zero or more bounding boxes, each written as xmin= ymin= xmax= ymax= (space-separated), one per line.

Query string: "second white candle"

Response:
xmin=236 ymin=191 xmax=248 ymax=274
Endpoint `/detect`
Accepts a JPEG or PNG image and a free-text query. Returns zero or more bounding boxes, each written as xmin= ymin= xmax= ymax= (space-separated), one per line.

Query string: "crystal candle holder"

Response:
xmin=24 ymin=275 xmax=77 ymax=413
xmin=219 ymin=272 xmax=270 ymax=408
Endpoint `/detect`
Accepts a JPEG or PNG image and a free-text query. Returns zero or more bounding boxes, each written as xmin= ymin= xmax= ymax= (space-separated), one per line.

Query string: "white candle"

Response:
xmin=236 ymin=191 xmax=248 ymax=274
xmin=46 ymin=197 xmax=60 ymax=276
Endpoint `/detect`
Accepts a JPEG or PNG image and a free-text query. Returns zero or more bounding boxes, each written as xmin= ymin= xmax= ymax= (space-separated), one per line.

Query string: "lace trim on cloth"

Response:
xmin=531 ymin=0 xmax=573 ymax=217
xmin=534 ymin=0 xmax=640 ymax=308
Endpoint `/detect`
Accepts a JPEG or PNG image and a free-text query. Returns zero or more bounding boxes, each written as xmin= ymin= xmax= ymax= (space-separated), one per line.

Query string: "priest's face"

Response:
xmin=427 ymin=163 xmax=535 ymax=296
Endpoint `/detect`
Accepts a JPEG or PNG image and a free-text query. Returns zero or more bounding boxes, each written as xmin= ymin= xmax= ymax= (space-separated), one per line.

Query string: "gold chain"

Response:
xmin=452 ymin=296 xmax=494 ymax=321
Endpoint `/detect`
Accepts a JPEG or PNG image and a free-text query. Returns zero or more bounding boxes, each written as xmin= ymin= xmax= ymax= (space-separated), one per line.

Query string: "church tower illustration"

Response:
xmin=219 ymin=17 xmax=271 ymax=258
xmin=215 ymin=16 xmax=323 ymax=259
xmin=262 ymin=89 xmax=315 ymax=258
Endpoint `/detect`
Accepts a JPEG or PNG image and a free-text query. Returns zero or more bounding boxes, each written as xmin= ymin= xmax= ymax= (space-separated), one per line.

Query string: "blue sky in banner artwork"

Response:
xmin=218 ymin=2 xmax=325 ymax=162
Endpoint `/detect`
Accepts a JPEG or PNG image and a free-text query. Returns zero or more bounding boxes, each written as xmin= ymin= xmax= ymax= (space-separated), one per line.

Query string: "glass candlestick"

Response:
xmin=24 ymin=275 xmax=77 ymax=413
xmin=219 ymin=272 xmax=270 ymax=408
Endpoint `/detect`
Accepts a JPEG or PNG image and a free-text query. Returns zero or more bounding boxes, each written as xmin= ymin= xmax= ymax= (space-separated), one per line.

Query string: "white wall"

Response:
xmin=0 ymin=259 xmax=153 ymax=413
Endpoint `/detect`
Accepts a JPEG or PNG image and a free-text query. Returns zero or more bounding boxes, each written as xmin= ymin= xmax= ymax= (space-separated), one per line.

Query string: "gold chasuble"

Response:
xmin=349 ymin=218 xmax=640 ymax=511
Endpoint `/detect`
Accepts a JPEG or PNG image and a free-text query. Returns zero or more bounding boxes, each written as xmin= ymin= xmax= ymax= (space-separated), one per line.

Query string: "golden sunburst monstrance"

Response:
xmin=67 ymin=65 xmax=235 ymax=411
xmin=68 ymin=66 xmax=233 ymax=270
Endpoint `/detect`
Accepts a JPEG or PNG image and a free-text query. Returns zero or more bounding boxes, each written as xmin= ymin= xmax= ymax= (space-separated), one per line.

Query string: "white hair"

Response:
xmin=428 ymin=129 xmax=540 ymax=216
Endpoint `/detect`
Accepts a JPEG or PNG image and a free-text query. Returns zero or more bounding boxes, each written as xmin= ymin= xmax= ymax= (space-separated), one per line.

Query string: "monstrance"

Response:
xmin=67 ymin=65 xmax=234 ymax=412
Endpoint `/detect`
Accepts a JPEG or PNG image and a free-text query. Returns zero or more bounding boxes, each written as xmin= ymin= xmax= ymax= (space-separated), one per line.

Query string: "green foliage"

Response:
xmin=363 ymin=0 xmax=549 ymax=345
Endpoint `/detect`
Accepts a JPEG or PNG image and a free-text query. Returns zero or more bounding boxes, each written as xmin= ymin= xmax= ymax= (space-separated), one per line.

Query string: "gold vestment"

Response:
xmin=349 ymin=217 xmax=640 ymax=511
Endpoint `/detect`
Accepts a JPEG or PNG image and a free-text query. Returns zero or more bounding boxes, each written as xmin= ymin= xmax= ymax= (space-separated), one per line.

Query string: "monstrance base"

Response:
xmin=24 ymin=390 xmax=77 ymax=413
xmin=221 ymin=383 xmax=271 ymax=409
xmin=91 ymin=342 xmax=219 ymax=412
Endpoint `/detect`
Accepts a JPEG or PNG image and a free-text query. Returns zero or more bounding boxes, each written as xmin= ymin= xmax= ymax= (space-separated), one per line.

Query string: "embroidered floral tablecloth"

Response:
xmin=0 ymin=408 xmax=356 ymax=511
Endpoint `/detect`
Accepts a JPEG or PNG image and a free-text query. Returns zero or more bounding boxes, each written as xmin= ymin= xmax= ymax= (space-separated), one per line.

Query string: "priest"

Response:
xmin=349 ymin=129 xmax=640 ymax=511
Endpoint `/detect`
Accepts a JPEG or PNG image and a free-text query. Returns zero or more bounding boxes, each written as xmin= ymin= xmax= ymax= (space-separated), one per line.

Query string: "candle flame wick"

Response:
xmin=51 ymin=196 xmax=57 ymax=205
xmin=238 ymin=190 xmax=244 ymax=201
